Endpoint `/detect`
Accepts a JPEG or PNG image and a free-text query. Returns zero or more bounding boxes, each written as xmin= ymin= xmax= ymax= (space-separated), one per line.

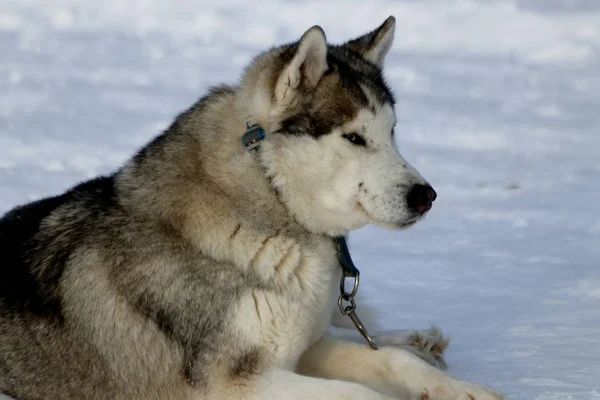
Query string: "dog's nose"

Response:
xmin=406 ymin=184 xmax=437 ymax=214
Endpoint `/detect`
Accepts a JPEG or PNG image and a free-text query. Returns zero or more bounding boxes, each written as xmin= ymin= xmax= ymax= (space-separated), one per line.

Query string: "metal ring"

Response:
xmin=339 ymin=273 xmax=360 ymax=300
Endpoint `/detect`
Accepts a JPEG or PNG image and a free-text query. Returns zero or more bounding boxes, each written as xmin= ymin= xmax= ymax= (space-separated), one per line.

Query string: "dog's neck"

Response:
xmin=116 ymin=62 xmax=349 ymax=240
xmin=230 ymin=69 xmax=351 ymax=238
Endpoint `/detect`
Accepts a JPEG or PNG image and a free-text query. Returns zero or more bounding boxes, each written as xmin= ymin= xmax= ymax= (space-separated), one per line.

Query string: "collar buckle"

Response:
xmin=242 ymin=122 xmax=266 ymax=150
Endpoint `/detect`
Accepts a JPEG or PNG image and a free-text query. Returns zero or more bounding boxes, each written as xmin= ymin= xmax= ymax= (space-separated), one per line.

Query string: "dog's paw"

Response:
xmin=417 ymin=381 xmax=506 ymax=400
xmin=376 ymin=327 xmax=449 ymax=370
xmin=451 ymin=382 xmax=507 ymax=400
xmin=383 ymin=345 xmax=504 ymax=400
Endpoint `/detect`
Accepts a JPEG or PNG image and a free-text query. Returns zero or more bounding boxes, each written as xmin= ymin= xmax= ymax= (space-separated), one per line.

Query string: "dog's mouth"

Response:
xmin=392 ymin=218 xmax=419 ymax=229
xmin=356 ymin=202 xmax=421 ymax=230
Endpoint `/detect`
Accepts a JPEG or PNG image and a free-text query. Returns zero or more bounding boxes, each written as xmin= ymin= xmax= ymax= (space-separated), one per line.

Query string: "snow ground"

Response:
xmin=1 ymin=0 xmax=599 ymax=399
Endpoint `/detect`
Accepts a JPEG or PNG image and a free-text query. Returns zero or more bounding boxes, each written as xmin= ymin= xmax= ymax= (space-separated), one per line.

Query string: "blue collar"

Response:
xmin=242 ymin=122 xmax=266 ymax=150
xmin=336 ymin=237 xmax=360 ymax=278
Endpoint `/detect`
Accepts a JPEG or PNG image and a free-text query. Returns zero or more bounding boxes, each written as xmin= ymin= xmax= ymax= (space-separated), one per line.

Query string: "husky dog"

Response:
xmin=0 ymin=17 xmax=506 ymax=400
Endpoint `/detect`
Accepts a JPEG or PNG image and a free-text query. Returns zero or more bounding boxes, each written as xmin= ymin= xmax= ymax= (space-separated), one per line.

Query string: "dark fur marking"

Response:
xmin=0 ymin=388 xmax=19 ymax=399
xmin=274 ymin=243 xmax=298 ymax=274
xmin=330 ymin=45 xmax=394 ymax=106
xmin=276 ymin=45 xmax=394 ymax=139
xmin=133 ymin=290 xmax=230 ymax=387
xmin=230 ymin=223 xmax=242 ymax=239
xmin=252 ymin=292 xmax=262 ymax=323
xmin=280 ymin=111 xmax=340 ymax=138
xmin=261 ymin=232 xmax=277 ymax=246
xmin=181 ymin=316 xmax=227 ymax=386
xmin=184 ymin=341 xmax=203 ymax=386
xmin=248 ymin=233 xmax=278 ymax=269
xmin=230 ymin=348 xmax=261 ymax=379
xmin=154 ymin=308 xmax=176 ymax=338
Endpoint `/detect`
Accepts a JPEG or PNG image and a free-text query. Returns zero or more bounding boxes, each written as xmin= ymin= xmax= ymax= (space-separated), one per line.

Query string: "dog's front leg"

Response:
xmin=297 ymin=336 xmax=506 ymax=400
xmin=216 ymin=367 xmax=397 ymax=400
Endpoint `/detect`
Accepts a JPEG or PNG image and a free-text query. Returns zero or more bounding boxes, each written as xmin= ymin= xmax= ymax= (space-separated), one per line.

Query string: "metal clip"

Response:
xmin=338 ymin=274 xmax=378 ymax=350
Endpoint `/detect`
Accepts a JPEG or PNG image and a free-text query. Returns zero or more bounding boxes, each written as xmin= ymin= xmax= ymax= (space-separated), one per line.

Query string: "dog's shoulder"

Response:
xmin=0 ymin=175 xmax=117 ymax=321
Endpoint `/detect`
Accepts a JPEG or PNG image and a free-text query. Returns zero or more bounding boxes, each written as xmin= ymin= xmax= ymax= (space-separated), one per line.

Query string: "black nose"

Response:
xmin=406 ymin=184 xmax=437 ymax=214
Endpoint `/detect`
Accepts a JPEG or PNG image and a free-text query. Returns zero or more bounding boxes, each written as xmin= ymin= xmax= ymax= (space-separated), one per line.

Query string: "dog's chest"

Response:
xmin=234 ymin=234 xmax=341 ymax=368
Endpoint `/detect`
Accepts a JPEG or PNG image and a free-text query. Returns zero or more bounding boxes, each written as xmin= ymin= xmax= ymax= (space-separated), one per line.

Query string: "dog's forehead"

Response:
xmin=276 ymin=45 xmax=395 ymax=139
xmin=327 ymin=45 xmax=395 ymax=107
xmin=348 ymin=103 xmax=396 ymax=139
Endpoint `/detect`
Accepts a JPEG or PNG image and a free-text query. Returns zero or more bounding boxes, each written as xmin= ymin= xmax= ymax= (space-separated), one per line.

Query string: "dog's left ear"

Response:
xmin=275 ymin=26 xmax=328 ymax=104
xmin=345 ymin=16 xmax=396 ymax=67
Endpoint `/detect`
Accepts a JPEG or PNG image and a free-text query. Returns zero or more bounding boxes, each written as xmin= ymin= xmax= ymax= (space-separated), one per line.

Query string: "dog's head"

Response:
xmin=243 ymin=17 xmax=436 ymax=236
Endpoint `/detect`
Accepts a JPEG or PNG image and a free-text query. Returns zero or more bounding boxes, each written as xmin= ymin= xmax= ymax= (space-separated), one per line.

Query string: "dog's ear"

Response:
xmin=275 ymin=26 xmax=328 ymax=104
xmin=345 ymin=16 xmax=396 ymax=67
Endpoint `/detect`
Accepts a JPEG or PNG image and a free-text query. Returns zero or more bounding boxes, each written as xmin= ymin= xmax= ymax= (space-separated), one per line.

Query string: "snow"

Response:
xmin=1 ymin=0 xmax=599 ymax=399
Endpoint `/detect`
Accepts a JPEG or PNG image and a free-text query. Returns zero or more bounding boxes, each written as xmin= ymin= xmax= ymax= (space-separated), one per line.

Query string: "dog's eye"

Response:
xmin=342 ymin=133 xmax=366 ymax=146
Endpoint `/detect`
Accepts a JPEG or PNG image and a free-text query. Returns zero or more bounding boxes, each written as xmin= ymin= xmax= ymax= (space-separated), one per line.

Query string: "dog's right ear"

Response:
xmin=345 ymin=16 xmax=396 ymax=67
xmin=275 ymin=26 xmax=328 ymax=105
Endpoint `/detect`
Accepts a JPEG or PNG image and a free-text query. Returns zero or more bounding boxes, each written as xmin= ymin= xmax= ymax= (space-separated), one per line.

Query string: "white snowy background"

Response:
xmin=1 ymin=0 xmax=599 ymax=399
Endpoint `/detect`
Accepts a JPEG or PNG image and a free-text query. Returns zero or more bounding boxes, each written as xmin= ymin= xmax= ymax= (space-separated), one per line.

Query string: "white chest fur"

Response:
xmin=232 ymin=234 xmax=341 ymax=369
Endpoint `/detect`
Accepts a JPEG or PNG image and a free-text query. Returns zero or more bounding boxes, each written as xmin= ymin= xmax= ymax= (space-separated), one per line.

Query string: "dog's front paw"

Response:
xmin=419 ymin=380 xmax=506 ymax=400
xmin=383 ymin=348 xmax=505 ymax=400
xmin=458 ymin=381 xmax=507 ymax=400
xmin=377 ymin=327 xmax=449 ymax=370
